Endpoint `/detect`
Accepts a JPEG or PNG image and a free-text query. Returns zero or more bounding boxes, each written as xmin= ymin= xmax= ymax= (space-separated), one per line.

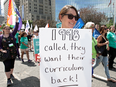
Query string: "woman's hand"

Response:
xmin=37 ymin=55 xmax=41 ymax=62
xmin=92 ymin=58 xmax=95 ymax=65
xmin=27 ymin=45 xmax=29 ymax=48
xmin=105 ymin=41 xmax=109 ymax=45
xmin=96 ymin=54 xmax=99 ymax=58
xmin=16 ymin=16 xmax=19 ymax=22
xmin=107 ymin=44 xmax=110 ymax=51
xmin=1 ymin=50 xmax=7 ymax=53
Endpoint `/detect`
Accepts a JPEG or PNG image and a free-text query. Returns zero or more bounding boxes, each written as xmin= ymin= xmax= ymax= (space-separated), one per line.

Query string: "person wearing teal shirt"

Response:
xmin=20 ymin=36 xmax=28 ymax=49
xmin=15 ymin=32 xmax=19 ymax=44
xmin=107 ymin=26 xmax=116 ymax=70
xmin=15 ymin=32 xmax=21 ymax=59
xmin=20 ymin=32 xmax=31 ymax=63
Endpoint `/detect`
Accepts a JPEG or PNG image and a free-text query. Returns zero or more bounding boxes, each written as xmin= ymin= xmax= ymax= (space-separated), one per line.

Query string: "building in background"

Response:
xmin=0 ymin=15 xmax=4 ymax=25
xmin=0 ymin=0 xmax=4 ymax=25
xmin=0 ymin=0 xmax=1 ymax=15
xmin=19 ymin=0 xmax=55 ymax=21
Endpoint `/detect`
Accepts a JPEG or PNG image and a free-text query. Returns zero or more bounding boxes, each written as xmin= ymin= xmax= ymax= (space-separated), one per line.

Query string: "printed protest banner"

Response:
xmin=33 ymin=38 xmax=39 ymax=61
xmin=40 ymin=28 xmax=92 ymax=87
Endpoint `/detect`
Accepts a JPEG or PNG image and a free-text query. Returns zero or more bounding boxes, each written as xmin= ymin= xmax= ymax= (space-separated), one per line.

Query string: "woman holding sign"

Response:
xmin=37 ymin=5 xmax=80 ymax=62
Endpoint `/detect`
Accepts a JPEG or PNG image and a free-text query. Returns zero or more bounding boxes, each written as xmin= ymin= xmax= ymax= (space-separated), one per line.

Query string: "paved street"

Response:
xmin=0 ymin=51 xmax=40 ymax=87
xmin=0 ymin=51 xmax=116 ymax=87
xmin=92 ymin=58 xmax=116 ymax=87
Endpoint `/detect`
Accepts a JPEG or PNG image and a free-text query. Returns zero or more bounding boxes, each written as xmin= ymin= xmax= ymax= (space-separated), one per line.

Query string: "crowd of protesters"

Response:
xmin=0 ymin=5 xmax=116 ymax=86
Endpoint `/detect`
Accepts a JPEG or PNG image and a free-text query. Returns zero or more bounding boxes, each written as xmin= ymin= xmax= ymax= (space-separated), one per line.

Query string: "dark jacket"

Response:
xmin=0 ymin=23 xmax=20 ymax=56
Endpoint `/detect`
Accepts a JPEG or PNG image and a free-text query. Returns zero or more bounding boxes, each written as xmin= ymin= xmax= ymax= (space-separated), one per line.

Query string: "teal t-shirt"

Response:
xmin=107 ymin=32 xmax=116 ymax=48
xmin=15 ymin=32 xmax=19 ymax=43
xmin=92 ymin=37 xmax=97 ymax=59
xmin=20 ymin=37 xmax=28 ymax=49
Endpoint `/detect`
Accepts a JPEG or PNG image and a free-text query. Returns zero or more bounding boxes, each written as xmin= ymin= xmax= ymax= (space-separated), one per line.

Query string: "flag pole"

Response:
xmin=113 ymin=0 xmax=116 ymax=26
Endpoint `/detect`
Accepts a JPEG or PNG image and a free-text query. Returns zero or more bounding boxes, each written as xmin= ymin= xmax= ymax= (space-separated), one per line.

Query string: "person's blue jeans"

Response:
xmin=93 ymin=55 xmax=110 ymax=79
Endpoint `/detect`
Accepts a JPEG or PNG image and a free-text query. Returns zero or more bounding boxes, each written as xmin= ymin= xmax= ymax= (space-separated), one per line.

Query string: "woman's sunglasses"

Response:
xmin=63 ymin=14 xmax=78 ymax=21
xmin=104 ymin=28 xmax=108 ymax=30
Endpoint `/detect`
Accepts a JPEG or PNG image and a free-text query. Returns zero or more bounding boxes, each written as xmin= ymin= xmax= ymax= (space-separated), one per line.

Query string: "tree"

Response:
xmin=0 ymin=24 xmax=5 ymax=29
xmin=106 ymin=19 xmax=113 ymax=28
xmin=22 ymin=20 xmax=32 ymax=27
xmin=79 ymin=6 xmax=107 ymax=25
xmin=33 ymin=19 xmax=57 ymax=28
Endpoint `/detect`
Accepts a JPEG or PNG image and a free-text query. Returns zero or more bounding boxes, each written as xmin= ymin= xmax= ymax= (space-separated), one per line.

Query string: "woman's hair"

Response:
xmin=58 ymin=5 xmax=80 ymax=21
xmin=109 ymin=25 xmax=115 ymax=32
xmin=2 ymin=26 xmax=10 ymax=34
xmin=83 ymin=22 xmax=95 ymax=29
xmin=21 ymin=32 xmax=27 ymax=37
xmin=99 ymin=26 xmax=108 ymax=40
xmin=99 ymin=26 xmax=106 ymax=34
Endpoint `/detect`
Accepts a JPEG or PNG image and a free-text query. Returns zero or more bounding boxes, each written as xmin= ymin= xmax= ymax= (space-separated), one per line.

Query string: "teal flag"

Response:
xmin=56 ymin=22 xmax=62 ymax=28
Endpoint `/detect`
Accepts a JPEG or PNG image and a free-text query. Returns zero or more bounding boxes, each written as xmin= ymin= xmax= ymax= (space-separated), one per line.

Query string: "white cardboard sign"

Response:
xmin=40 ymin=28 xmax=92 ymax=87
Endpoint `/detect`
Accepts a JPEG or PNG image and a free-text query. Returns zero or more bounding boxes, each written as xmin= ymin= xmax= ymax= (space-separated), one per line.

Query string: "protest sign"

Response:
xmin=33 ymin=38 xmax=39 ymax=61
xmin=40 ymin=28 xmax=92 ymax=87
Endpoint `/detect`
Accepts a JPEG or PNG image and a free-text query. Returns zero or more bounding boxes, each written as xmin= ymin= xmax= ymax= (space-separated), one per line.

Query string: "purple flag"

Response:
xmin=13 ymin=0 xmax=22 ymax=30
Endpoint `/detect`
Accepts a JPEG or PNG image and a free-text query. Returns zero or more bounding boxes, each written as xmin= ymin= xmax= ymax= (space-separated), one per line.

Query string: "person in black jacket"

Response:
xmin=0 ymin=17 xmax=19 ymax=86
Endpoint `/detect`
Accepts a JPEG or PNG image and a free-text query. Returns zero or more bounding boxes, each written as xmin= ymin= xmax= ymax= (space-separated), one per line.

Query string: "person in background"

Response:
xmin=31 ymin=30 xmax=39 ymax=62
xmin=18 ymin=30 xmax=24 ymax=45
xmin=20 ymin=32 xmax=32 ymax=63
xmin=15 ymin=31 xmax=21 ymax=59
xmin=95 ymin=24 xmax=99 ymax=30
xmin=93 ymin=26 xmax=116 ymax=83
xmin=107 ymin=25 xmax=116 ymax=70
xmin=0 ymin=17 xmax=19 ymax=86
xmin=27 ymin=32 xmax=33 ymax=52
xmin=83 ymin=22 xmax=98 ymax=76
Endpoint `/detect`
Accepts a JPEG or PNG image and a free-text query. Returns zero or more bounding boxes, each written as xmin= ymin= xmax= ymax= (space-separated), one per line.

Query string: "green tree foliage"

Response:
xmin=22 ymin=20 xmax=32 ymax=27
xmin=80 ymin=6 xmax=107 ymax=25
xmin=0 ymin=24 xmax=6 ymax=29
xmin=106 ymin=19 xmax=113 ymax=28
xmin=33 ymin=19 xmax=56 ymax=28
